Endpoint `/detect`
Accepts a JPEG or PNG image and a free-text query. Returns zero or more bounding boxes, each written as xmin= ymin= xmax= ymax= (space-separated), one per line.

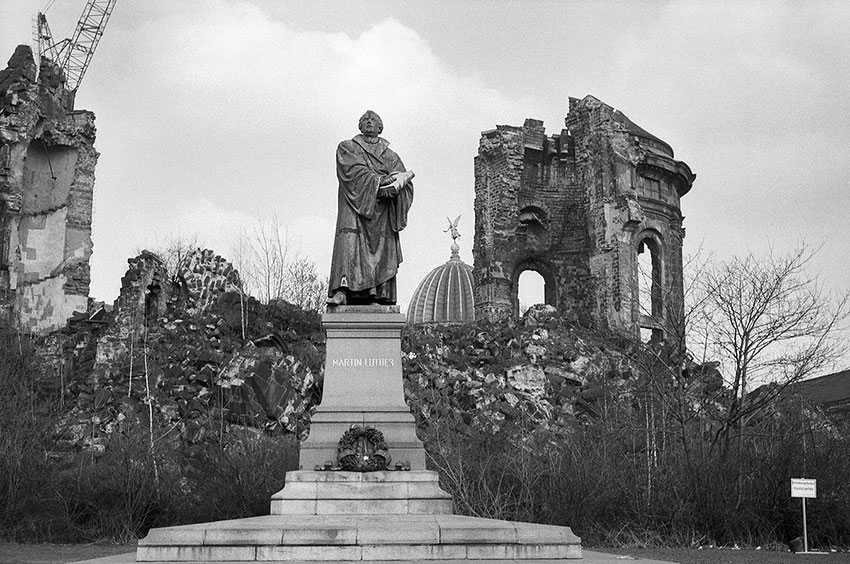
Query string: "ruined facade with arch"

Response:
xmin=0 ymin=46 xmax=97 ymax=333
xmin=472 ymin=95 xmax=695 ymax=339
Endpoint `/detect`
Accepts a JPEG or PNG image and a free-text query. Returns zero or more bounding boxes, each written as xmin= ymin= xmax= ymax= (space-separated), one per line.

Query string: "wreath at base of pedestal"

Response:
xmin=337 ymin=425 xmax=391 ymax=472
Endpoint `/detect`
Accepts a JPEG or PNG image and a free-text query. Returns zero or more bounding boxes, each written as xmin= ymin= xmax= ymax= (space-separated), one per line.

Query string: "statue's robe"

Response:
xmin=328 ymin=134 xmax=413 ymax=303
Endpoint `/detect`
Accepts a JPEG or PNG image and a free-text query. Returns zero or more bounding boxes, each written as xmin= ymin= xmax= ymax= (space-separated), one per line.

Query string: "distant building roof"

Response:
xmin=407 ymin=238 xmax=474 ymax=325
xmin=788 ymin=369 xmax=850 ymax=418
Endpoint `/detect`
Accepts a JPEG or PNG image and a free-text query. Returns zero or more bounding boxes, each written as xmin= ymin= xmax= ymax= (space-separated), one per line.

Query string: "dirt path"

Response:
xmin=601 ymin=547 xmax=850 ymax=564
xmin=0 ymin=542 xmax=132 ymax=564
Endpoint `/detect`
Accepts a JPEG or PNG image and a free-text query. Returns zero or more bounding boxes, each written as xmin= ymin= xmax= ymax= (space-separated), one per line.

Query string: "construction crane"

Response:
xmin=33 ymin=0 xmax=117 ymax=94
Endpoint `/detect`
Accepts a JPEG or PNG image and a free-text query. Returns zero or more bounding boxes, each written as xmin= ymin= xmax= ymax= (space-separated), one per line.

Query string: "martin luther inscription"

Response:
xmin=331 ymin=357 xmax=396 ymax=368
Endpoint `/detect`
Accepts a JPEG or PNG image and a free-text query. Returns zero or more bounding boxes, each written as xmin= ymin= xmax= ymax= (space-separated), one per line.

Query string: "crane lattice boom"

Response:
xmin=33 ymin=12 xmax=60 ymax=69
xmin=34 ymin=0 xmax=117 ymax=94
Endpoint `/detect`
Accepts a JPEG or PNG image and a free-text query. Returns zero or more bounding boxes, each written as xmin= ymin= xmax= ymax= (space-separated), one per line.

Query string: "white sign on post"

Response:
xmin=791 ymin=478 xmax=823 ymax=554
xmin=791 ymin=478 xmax=817 ymax=498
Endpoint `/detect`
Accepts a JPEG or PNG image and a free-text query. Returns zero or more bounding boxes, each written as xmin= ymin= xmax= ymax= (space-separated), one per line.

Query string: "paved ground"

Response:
xmin=1 ymin=545 xmax=682 ymax=564
xmin=0 ymin=542 xmax=129 ymax=564
xmin=599 ymin=547 xmax=848 ymax=564
xmin=6 ymin=541 xmax=848 ymax=564
xmin=64 ymin=551 xmax=681 ymax=563
xmin=585 ymin=549 xmax=680 ymax=563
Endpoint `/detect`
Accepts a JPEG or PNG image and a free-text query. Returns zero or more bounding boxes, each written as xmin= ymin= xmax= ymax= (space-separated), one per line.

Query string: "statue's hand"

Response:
xmin=378 ymin=171 xmax=414 ymax=197
xmin=392 ymin=171 xmax=415 ymax=187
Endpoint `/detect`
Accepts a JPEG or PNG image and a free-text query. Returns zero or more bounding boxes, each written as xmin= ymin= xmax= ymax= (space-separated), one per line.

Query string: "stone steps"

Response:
xmin=270 ymin=470 xmax=453 ymax=515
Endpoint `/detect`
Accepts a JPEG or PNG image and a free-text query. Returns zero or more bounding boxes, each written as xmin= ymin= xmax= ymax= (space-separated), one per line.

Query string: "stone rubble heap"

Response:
xmin=402 ymin=304 xmax=639 ymax=437
xmin=44 ymin=248 xmax=324 ymax=456
xmin=37 ymin=250 xmax=650 ymax=461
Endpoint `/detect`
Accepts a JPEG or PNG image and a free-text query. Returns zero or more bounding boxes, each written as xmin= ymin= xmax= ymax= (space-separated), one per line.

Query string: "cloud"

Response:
xmin=166 ymin=198 xmax=253 ymax=252
xmin=582 ymin=0 xmax=850 ymax=296
xmin=16 ymin=0 xmax=848 ymax=330
xmin=80 ymin=1 xmax=523 ymax=303
xmin=603 ymin=1 xmax=850 ymax=140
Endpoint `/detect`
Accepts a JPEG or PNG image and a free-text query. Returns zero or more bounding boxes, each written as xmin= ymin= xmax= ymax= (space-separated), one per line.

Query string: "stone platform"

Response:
xmin=137 ymin=470 xmax=581 ymax=562
xmin=138 ymin=513 xmax=580 ymax=562
xmin=76 ymin=549 xmax=677 ymax=564
xmin=137 ymin=513 xmax=580 ymax=562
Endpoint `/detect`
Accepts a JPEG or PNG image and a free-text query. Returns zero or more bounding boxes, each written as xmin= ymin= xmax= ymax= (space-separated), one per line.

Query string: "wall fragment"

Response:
xmin=0 ymin=45 xmax=98 ymax=333
xmin=473 ymin=95 xmax=695 ymax=339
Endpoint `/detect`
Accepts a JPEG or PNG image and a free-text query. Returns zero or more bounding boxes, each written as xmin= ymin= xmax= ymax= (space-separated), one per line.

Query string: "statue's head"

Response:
xmin=358 ymin=110 xmax=383 ymax=137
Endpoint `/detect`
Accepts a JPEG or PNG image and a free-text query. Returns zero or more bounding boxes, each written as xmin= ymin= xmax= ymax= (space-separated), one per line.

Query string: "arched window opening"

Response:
xmin=640 ymin=327 xmax=656 ymax=343
xmin=518 ymin=205 xmax=547 ymax=226
xmin=22 ymin=140 xmax=78 ymax=213
xmin=637 ymin=237 xmax=662 ymax=318
xmin=518 ymin=269 xmax=545 ymax=315
xmin=518 ymin=206 xmax=548 ymax=241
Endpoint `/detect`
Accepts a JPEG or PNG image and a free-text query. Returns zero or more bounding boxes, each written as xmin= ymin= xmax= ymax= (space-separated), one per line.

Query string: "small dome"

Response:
xmin=407 ymin=242 xmax=475 ymax=325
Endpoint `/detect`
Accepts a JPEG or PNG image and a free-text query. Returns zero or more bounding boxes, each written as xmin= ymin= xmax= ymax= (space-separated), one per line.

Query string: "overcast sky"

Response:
xmin=3 ymin=0 xmax=849 ymax=368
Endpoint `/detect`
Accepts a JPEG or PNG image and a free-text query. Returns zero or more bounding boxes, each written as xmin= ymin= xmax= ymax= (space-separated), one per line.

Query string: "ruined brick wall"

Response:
xmin=179 ymin=249 xmax=242 ymax=316
xmin=473 ymin=95 xmax=695 ymax=339
xmin=473 ymin=119 xmax=593 ymax=324
xmin=0 ymin=45 xmax=97 ymax=333
xmin=94 ymin=248 xmax=242 ymax=374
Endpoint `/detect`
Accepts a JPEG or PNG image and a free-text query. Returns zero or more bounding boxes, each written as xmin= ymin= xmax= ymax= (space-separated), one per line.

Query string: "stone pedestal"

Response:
xmin=136 ymin=307 xmax=582 ymax=562
xmin=299 ymin=305 xmax=426 ymax=471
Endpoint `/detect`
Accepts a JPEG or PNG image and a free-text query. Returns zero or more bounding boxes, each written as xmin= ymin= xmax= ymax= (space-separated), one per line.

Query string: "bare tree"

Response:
xmin=583 ymin=243 xmax=850 ymax=532
xmin=697 ymin=244 xmax=850 ymax=453
xmin=621 ymin=249 xmax=715 ymax=502
xmin=284 ymin=256 xmax=326 ymax=313
xmin=232 ymin=217 xmax=326 ymax=312
xmin=228 ymin=231 xmax=254 ymax=339
xmin=245 ymin=217 xmax=293 ymax=305
xmin=622 ymin=243 xmax=850 ymax=486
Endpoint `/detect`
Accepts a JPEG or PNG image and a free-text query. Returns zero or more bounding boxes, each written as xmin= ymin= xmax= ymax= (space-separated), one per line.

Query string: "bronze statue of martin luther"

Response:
xmin=327 ymin=111 xmax=415 ymax=306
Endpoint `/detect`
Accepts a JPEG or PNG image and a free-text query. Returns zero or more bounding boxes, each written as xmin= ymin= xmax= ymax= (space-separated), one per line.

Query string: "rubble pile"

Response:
xmin=402 ymin=305 xmax=639 ymax=437
xmin=45 ymin=249 xmax=324 ymax=455
xmin=38 ymin=254 xmax=646 ymax=460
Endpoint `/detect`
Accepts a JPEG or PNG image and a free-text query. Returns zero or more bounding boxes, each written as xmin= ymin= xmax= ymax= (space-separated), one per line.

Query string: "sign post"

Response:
xmin=790 ymin=478 xmax=817 ymax=554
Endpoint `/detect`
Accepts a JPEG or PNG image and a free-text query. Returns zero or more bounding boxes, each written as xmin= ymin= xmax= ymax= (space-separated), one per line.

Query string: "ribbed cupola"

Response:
xmin=406 ymin=218 xmax=475 ymax=325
